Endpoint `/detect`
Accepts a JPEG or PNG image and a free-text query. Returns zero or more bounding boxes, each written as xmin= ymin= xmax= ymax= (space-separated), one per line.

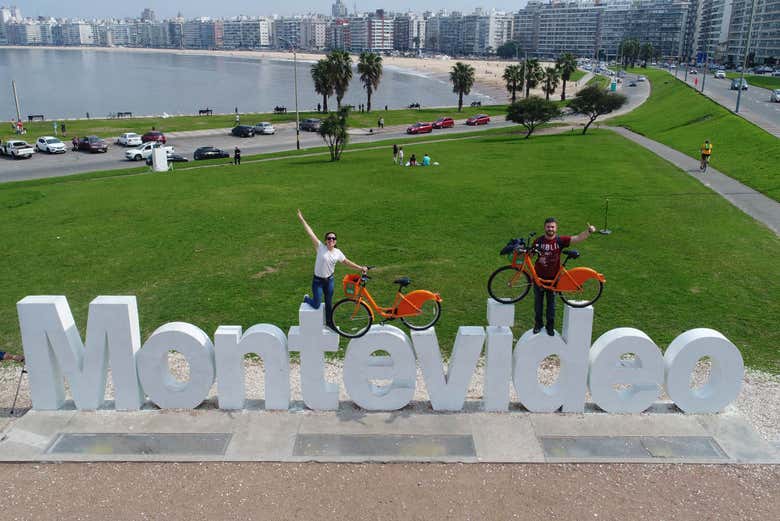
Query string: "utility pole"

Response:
xmin=279 ymin=37 xmax=301 ymax=150
xmin=11 ymin=80 xmax=21 ymax=124
xmin=736 ymin=0 xmax=757 ymax=114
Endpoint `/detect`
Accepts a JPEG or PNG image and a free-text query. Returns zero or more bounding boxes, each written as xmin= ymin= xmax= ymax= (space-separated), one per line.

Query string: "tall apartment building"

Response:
xmin=484 ymin=12 xmax=514 ymax=53
xmin=301 ymin=16 xmax=328 ymax=49
xmin=183 ymin=19 xmax=223 ymax=49
xmin=60 ymin=21 xmax=96 ymax=46
xmin=438 ymin=12 xmax=464 ymax=54
xmin=394 ymin=13 xmax=426 ymax=51
xmin=274 ymin=17 xmax=302 ymax=48
xmin=141 ymin=8 xmax=156 ymax=22
xmin=6 ymin=22 xmax=43 ymax=45
xmin=694 ymin=0 xmax=733 ymax=60
xmin=326 ymin=18 xmax=351 ymax=50
xmin=332 ymin=0 xmax=348 ymax=18
xmin=723 ymin=0 xmax=780 ymax=64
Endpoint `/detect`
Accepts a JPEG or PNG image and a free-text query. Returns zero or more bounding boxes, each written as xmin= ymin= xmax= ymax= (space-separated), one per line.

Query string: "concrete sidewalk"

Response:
xmin=1 ymin=403 xmax=777 ymax=464
xmin=608 ymin=126 xmax=780 ymax=236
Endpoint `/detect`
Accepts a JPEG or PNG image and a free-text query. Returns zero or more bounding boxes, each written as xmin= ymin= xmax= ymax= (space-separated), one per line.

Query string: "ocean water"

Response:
xmin=1 ymin=48 xmax=495 ymax=120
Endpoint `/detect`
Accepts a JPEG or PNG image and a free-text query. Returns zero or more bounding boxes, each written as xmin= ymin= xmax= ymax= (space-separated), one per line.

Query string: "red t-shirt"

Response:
xmin=534 ymin=235 xmax=571 ymax=280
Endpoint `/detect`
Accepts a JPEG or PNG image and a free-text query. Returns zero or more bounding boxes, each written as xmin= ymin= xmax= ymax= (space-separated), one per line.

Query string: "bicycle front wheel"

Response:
xmin=401 ymin=300 xmax=442 ymax=330
xmin=487 ymin=265 xmax=532 ymax=304
xmin=559 ymin=278 xmax=603 ymax=308
xmin=331 ymin=298 xmax=373 ymax=338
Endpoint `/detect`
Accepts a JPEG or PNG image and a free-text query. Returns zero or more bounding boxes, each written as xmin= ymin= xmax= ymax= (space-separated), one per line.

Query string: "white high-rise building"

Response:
xmin=301 ymin=16 xmax=328 ymax=49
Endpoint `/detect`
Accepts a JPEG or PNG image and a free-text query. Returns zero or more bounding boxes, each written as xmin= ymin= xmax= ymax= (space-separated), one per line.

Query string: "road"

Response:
xmin=675 ymin=69 xmax=780 ymax=137
xmin=0 ymin=79 xmax=650 ymax=184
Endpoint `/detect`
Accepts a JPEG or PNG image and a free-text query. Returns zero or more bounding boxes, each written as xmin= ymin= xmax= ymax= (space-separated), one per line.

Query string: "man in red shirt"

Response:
xmin=533 ymin=217 xmax=597 ymax=335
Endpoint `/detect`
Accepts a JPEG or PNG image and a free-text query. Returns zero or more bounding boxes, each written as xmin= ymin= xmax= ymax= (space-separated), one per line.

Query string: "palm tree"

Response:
xmin=541 ymin=66 xmax=561 ymax=101
xmin=327 ymin=50 xmax=353 ymax=110
xmin=524 ymin=58 xmax=543 ymax=98
xmin=357 ymin=52 xmax=383 ymax=112
xmin=311 ymin=59 xmax=333 ymax=112
xmin=556 ymin=52 xmax=577 ymax=100
xmin=503 ymin=64 xmax=523 ymax=103
xmin=449 ymin=62 xmax=475 ymax=112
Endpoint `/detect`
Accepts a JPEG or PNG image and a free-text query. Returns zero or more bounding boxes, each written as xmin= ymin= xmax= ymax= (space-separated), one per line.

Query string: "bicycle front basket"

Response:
xmin=342 ymin=274 xmax=361 ymax=296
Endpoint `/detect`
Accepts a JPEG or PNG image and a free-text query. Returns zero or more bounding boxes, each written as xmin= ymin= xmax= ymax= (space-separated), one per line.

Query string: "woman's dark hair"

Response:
xmin=324 ymin=232 xmax=337 ymax=240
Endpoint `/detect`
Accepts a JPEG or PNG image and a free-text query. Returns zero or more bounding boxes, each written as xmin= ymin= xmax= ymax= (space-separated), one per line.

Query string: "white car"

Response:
xmin=637 ymin=75 xmax=646 ymax=82
xmin=35 ymin=136 xmax=67 ymax=154
xmin=125 ymin=141 xmax=174 ymax=161
xmin=0 ymin=140 xmax=35 ymax=158
xmin=117 ymin=132 xmax=143 ymax=147
xmin=714 ymin=70 xmax=726 ymax=79
xmin=254 ymin=122 xmax=276 ymax=135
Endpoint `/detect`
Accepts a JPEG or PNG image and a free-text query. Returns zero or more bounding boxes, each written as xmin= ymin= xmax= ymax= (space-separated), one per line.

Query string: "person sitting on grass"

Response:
xmin=0 ymin=351 xmax=24 ymax=363
xmin=422 ymin=153 xmax=431 ymax=166
xmin=408 ymin=154 xmax=418 ymax=166
xmin=297 ymin=209 xmax=368 ymax=329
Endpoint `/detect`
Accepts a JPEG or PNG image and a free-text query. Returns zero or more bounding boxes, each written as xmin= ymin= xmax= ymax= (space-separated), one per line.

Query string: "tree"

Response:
xmin=319 ymin=108 xmax=350 ymax=161
xmin=568 ymin=84 xmax=628 ymax=134
xmin=541 ymin=66 xmax=561 ymax=101
xmin=450 ymin=62 xmax=476 ymax=112
xmin=496 ymin=41 xmax=521 ymax=59
xmin=556 ymin=52 xmax=578 ymax=100
xmin=357 ymin=51 xmax=383 ymax=112
xmin=506 ymin=96 xmax=562 ymax=139
xmin=311 ymin=59 xmax=333 ymax=112
xmin=327 ymin=50 xmax=353 ymax=110
xmin=524 ymin=58 xmax=543 ymax=97
xmin=639 ymin=43 xmax=654 ymax=67
xmin=503 ymin=64 xmax=523 ymax=103
xmin=619 ymin=38 xmax=640 ymax=67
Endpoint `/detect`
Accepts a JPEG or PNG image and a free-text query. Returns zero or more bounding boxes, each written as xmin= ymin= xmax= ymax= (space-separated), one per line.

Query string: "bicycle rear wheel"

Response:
xmin=559 ymin=278 xmax=603 ymax=308
xmin=401 ymin=300 xmax=442 ymax=330
xmin=331 ymin=298 xmax=373 ymax=338
xmin=487 ymin=265 xmax=532 ymax=304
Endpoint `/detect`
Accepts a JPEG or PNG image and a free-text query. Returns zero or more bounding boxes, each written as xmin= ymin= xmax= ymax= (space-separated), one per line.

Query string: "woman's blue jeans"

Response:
xmin=304 ymin=275 xmax=335 ymax=326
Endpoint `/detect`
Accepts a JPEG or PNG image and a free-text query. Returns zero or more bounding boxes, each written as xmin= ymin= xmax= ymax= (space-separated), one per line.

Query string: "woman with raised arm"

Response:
xmin=297 ymin=209 xmax=367 ymax=328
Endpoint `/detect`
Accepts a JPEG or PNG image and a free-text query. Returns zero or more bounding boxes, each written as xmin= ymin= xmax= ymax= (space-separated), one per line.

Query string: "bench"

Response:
xmin=198 ymin=108 xmax=213 ymax=116
xmin=470 ymin=101 xmax=482 ymax=107
xmin=116 ymin=111 xmax=133 ymax=118
xmin=27 ymin=114 xmax=45 ymax=122
xmin=273 ymin=106 xmax=288 ymax=114
xmin=408 ymin=103 xmax=420 ymax=109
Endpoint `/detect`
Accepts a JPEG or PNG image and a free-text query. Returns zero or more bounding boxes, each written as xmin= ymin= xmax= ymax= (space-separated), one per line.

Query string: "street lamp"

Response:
xmin=736 ymin=0 xmax=757 ymax=114
xmin=279 ymin=37 xmax=301 ymax=150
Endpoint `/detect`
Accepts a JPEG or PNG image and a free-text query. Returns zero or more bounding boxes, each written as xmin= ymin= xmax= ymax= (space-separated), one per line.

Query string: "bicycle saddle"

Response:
xmin=394 ymin=277 xmax=411 ymax=287
xmin=562 ymin=249 xmax=580 ymax=259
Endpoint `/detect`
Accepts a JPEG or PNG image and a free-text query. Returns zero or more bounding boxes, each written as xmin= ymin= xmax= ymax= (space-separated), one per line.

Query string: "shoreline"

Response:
xmin=1 ymin=45 xmax=516 ymax=101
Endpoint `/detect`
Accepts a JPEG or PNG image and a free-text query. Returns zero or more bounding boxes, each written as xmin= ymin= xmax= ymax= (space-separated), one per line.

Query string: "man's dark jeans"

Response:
xmin=533 ymin=283 xmax=556 ymax=332
xmin=304 ymin=275 xmax=335 ymax=326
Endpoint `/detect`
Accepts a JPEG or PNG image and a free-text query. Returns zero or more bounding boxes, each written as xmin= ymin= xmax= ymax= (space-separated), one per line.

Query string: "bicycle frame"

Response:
xmin=509 ymin=248 xmax=605 ymax=293
xmin=346 ymin=280 xmax=441 ymax=320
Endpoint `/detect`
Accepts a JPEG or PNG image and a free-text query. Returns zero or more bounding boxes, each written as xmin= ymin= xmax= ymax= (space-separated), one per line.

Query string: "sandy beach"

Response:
xmin=4 ymin=46 xmax=575 ymax=102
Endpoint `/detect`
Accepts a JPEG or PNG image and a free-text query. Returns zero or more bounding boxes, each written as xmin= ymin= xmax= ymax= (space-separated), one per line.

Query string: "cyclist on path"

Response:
xmin=297 ymin=209 xmax=367 ymax=328
xmin=700 ymin=139 xmax=713 ymax=172
xmin=532 ymin=218 xmax=596 ymax=336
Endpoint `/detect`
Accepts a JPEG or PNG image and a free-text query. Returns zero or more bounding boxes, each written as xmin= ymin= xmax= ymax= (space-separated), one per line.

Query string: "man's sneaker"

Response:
xmin=533 ymin=326 xmax=542 ymax=334
xmin=546 ymin=327 xmax=555 ymax=337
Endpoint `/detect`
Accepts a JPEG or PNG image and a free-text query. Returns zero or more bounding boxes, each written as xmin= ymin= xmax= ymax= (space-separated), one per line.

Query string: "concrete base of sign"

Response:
xmin=1 ymin=403 xmax=777 ymax=464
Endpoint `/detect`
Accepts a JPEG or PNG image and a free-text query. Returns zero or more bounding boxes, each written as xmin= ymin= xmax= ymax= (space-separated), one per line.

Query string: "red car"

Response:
xmin=406 ymin=122 xmax=433 ymax=134
xmin=73 ymin=136 xmax=109 ymax=153
xmin=466 ymin=114 xmax=490 ymax=126
xmin=432 ymin=117 xmax=455 ymax=129
xmin=142 ymin=131 xmax=167 ymax=144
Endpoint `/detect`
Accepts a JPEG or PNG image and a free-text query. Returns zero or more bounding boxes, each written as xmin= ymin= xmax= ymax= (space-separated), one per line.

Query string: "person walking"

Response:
xmin=378 ymin=117 xmax=384 ymax=129
xmin=392 ymin=143 xmax=399 ymax=164
xmin=699 ymin=139 xmax=713 ymax=172
xmin=61 ymin=122 xmax=66 ymax=136
xmin=233 ymin=146 xmax=241 ymax=166
xmin=397 ymin=146 xmax=404 ymax=166
xmin=532 ymin=218 xmax=597 ymax=336
xmin=297 ymin=209 xmax=367 ymax=328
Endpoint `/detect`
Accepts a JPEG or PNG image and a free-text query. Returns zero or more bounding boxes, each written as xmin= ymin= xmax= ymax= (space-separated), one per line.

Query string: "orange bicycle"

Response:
xmin=487 ymin=232 xmax=606 ymax=307
xmin=331 ymin=267 xmax=443 ymax=338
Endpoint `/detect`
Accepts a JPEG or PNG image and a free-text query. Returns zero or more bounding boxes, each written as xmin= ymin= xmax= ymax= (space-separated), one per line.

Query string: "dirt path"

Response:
xmin=2 ymin=462 xmax=779 ymax=520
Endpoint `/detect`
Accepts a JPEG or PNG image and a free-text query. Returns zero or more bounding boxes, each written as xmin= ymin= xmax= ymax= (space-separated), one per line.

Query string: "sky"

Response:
xmin=17 ymin=1 xmax=528 ymax=19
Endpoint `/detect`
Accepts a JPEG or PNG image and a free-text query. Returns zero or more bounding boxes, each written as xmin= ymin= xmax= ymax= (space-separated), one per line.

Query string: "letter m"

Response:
xmin=17 ymin=296 xmax=143 ymax=410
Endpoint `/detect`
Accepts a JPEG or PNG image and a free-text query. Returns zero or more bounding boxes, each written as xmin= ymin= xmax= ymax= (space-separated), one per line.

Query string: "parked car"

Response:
xmin=117 ymin=132 xmax=143 ymax=147
xmin=432 ymin=117 xmax=455 ymax=129
xmin=730 ymin=78 xmax=749 ymax=90
xmin=146 ymin=152 xmax=189 ymax=165
xmin=637 ymin=75 xmax=646 ymax=82
xmin=141 ymin=131 xmax=167 ymax=144
xmin=0 ymin=139 xmax=35 ymax=158
xmin=466 ymin=114 xmax=490 ymax=126
xmin=771 ymin=89 xmax=780 ymax=103
xmin=714 ymin=70 xmax=726 ymax=79
xmin=194 ymin=146 xmax=230 ymax=160
xmin=628 ymin=81 xmax=638 ymax=87
xmin=35 ymin=136 xmax=66 ymax=154
xmin=125 ymin=141 xmax=174 ymax=161
xmin=773 ymin=70 xmax=780 ymax=77
xmin=231 ymin=125 xmax=256 ymax=137
xmin=299 ymin=118 xmax=321 ymax=132
xmin=254 ymin=122 xmax=276 ymax=135
xmin=406 ymin=122 xmax=433 ymax=134
xmin=755 ymin=65 xmax=773 ymax=74
xmin=689 ymin=69 xmax=697 ymax=75
xmin=74 ymin=136 xmax=109 ymax=153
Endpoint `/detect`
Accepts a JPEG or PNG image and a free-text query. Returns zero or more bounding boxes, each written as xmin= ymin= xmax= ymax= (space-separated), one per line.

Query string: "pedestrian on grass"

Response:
xmin=397 ymin=146 xmax=404 ymax=166
xmin=235 ymin=113 xmax=240 ymax=125
xmin=0 ymin=351 xmax=24 ymax=363
xmin=392 ymin=143 xmax=398 ymax=163
xmin=233 ymin=146 xmax=241 ymax=165
xmin=531 ymin=218 xmax=596 ymax=336
xmin=409 ymin=154 xmax=418 ymax=166
xmin=317 ymin=102 xmax=321 ymax=113
xmin=378 ymin=117 xmax=384 ymax=129
xmin=422 ymin=153 xmax=431 ymax=166
xmin=297 ymin=209 xmax=367 ymax=328
xmin=61 ymin=122 xmax=66 ymax=136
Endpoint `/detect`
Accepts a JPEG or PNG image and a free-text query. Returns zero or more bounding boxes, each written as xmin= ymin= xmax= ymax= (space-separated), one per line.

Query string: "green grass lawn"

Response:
xmin=725 ymin=72 xmax=780 ymax=91
xmin=2 ymin=105 xmax=511 ymax=143
xmin=609 ymin=68 xmax=780 ymax=202
xmin=570 ymin=70 xmax=587 ymax=83
xmin=1 ymin=130 xmax=778 ymax=373
xmin=586 ymin=74 xmax=611 ymax=89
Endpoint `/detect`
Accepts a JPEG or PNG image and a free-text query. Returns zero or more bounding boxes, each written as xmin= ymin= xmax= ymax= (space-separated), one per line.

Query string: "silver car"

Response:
xmin=771 ymin=89 xmax=780 ymax=103
xmin=254 ymin=122 xmax=276 ymax=135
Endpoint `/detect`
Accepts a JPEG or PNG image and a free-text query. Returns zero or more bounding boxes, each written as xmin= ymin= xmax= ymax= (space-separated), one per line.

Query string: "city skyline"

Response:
xmin=14 ymin=1 xmax=529 ymax=19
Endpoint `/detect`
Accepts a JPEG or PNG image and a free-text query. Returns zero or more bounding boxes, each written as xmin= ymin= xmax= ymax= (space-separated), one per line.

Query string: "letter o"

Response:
xmin=664 ymin=328 xmax=744 ymax=413
xmin=137 ymin=322 xmax=215 ymax=409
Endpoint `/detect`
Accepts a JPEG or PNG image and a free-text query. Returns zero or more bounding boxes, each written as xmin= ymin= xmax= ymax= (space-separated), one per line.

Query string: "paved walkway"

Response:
xmin=608 ymin=126 xmax=780 ymax=236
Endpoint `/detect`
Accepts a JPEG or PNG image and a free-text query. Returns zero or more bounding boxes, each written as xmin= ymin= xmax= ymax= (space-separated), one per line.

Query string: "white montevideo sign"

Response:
xmin=16 ymin=296 xmax=744 ymax=414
